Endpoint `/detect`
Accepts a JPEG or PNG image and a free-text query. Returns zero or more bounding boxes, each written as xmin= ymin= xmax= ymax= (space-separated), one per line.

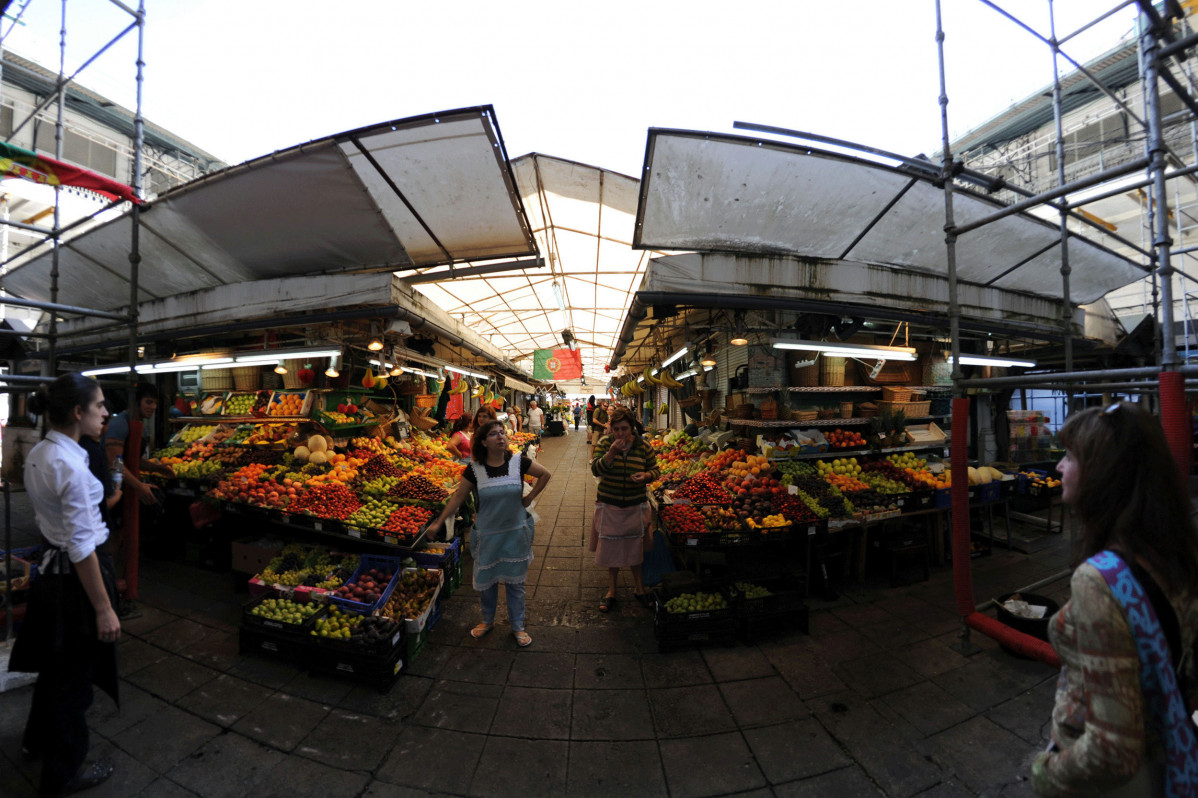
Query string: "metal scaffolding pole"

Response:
xmin=1048 ymin=0 xmax=1074 ymax=375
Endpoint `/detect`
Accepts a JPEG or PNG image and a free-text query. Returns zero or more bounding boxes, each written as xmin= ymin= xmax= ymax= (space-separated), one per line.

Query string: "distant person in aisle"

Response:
xmin=1031 ymin=401 xmax=1198 ymax=796
xmin=447 ymin=415 xmax=472 ymax=463
xmin=434 ymin=421 xmax=551 ymax=648
xmin=586 ymin=395 xmax=597 ymax=441
xmin=590 ymin=399 xmax=609 ymax=457
xmin=9 ymin=374 xmax=120 ymax=796
xmin=81 ymin=413 xmax=122 ymax=534
xmin=104 ymin=382 xmax=172 ymax=504
xmin=527 ymin=400 xmax=544 ymax=436
xmin=572 ymin=402 xmax=582 ymax=430
xmin=590 ymin=406 xmax=659 ymax=612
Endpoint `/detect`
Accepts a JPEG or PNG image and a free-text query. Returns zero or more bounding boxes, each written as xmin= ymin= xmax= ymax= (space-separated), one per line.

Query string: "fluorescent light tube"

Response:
xmin=677 ymin=370 xmax=699 ymax=380
xmin=661 ymin=345 xmax=691 ymax=369
xmin=82 ymin=365 xmax=133 ymax=377
xmin=445 ymin=365 xmax=488 ymax=379
xmin=771 ymin=338 xmax=918 ymax=362
xmin=954 ymin=355 xmax=1036 ymax=368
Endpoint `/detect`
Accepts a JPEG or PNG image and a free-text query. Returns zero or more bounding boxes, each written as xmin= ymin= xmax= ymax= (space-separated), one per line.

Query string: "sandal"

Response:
xmin=598 ymin=594 xmax=616 ymax=613
xmin=634 ymin=591 xmax=652 ymax=608
xmin=470 ymin=623 xmax=493 ymax=639
xmin=514 ymin=630 xmax=533 ymax=648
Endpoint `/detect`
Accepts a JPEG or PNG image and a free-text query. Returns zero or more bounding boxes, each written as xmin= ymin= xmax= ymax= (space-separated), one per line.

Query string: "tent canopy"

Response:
xmin=0 ymin=106 xmax=538 ymax=310
xmin=632 ymin=129 xmax=1147 ymax=306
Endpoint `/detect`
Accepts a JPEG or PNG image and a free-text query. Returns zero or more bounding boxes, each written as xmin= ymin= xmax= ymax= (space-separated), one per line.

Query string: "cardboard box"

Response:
xmin=232 ymin=537 xmax=284 ymax=575
xmin=905 ymin=422 xmax=947 ymax=446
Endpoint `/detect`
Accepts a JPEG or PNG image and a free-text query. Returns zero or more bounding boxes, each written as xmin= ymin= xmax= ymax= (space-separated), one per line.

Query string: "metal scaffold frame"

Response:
xmin=935 ymin=0 xmax=1198 ymax=660
xmin=0 ymin=0 xmax=147 ymax=617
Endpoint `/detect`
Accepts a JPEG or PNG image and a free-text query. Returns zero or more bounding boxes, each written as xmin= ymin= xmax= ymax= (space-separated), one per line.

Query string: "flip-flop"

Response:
xmin=470 ymin=623 xmax=493 ymax=639
xmin=599 ymin=595 xmax=615 ymax=613
xmin=514 ymin=630 xmax=533 ymax=647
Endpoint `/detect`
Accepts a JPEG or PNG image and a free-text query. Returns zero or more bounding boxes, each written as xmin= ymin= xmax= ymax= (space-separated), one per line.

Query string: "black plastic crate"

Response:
xmin=651 ymin=584 xmax=734 ymax=625
xmin=239 ymin=623 xmax=312 ymax=661
xmin=729 ymin=575 xmax=805 ymax=617
xmin=307 ymin=642 xmax=406 ymax=692
xmin=241 ymin=593 xmax=322 ymax=637
xmin=656 ymin=617 xmax=738 ymax=652
xmin=736 ymin=606 xmax=810 ymax=645
xmin=310 ymin=608 xmax=406 ymax=657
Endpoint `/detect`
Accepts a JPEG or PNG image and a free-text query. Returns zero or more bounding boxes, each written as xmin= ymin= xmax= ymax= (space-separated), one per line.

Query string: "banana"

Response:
xmin=660 ymin=402 xmax=669 ymax=415
xmin=450 ymin=379 xmax=468 ymax=395
xmin=471 ymin=383 xmax=485 ymax=399
xmin=659 ymin=371 xmax=683 ymax=390
xmin=483 ymin=390 xmax=494 ymax=404
xmin=643 ymin=366 xmax=658 ymax=387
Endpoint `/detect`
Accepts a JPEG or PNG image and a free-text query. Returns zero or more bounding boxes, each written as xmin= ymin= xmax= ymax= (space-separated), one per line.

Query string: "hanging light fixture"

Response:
xmin=700 ymin=341 xmax=717 ymax=367
xmin=274 ymin=362 xmax=288 ymax=375
xmin=325 ymin=353 xmax=340 ymax=379
xmin=730 ymin=313 xmax=748 ymax=346
xmin=367 ymin=321 xmax=384 ymax=351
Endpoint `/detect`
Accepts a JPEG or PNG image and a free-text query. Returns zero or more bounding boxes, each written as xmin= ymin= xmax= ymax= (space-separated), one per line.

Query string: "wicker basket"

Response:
xmin=792 ymin=409 xmax=819 ymax=422
xmin=877 ymin=399 xmax=931 ymax=417
xmin=201 ymin=369 xmax=233 ymax=392
xmin=789 ymin=360 xmax=820 ymax=387
xmin=282 ymin=360 xmax=306 ymax=390
xmin=858 ymin=402 xmax=879 ymax=418
xmin=820 ymin=357 xmax=846 ymax=387
xmin=232 ymin=366 xmax=261 ymax=391
xmin=881 ymin=386 xmax=913 ymax=403
xmin=839 ymin=401 xmax=854 ymax=419
xmin=677 ymin=396 xmax=702 ymax=408
xmin=261 ymin=370 xmax=283 ymax=390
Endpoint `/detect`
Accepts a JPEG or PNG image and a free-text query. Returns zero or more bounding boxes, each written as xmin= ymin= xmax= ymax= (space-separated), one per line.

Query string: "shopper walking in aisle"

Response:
xmin=447 ymin=415 xmax=472 ymax=464
xmin=572 ymin=402 xmax=582 ymax=430
xmin=590 ymin=399 xmax=609 ymax=457
xmin=590 ymin=406 xmax=659 ymax=612
xmin=586 ymin=395 xmax=597 ymax=442
xmin=9 ymin=374 xmax=120 ymax=796
xmin=527 ymin=400 xmax=545 ymax=437
xmin=1032 ymin=402 xmax=1198 ymax=797
xmin=434 ymin=420 xmax=551 ymax=647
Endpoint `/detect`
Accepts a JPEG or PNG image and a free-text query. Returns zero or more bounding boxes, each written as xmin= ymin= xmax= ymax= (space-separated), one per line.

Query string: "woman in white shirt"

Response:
xmin=9 ymin=373 xmax=120 ymax=796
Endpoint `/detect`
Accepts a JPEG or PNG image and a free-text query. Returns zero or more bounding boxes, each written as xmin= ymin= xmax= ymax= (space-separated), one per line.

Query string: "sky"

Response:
xmin=0 ymin=0 xmax=1143 ymax=178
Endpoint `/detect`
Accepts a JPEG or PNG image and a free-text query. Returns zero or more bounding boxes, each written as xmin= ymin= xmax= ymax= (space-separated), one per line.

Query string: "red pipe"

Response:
xmin=1158 ymin=371 xmax=1191 ymax=483
xmin=964 ymin=612 xmax=1062 ymax=667
xmin=950 ymin=397 xmax=975 ymax=617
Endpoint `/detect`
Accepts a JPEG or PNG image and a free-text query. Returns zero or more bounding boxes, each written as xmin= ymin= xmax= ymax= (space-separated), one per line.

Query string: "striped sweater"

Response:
xmin=591 ymin=435 xmax=660 ymax=508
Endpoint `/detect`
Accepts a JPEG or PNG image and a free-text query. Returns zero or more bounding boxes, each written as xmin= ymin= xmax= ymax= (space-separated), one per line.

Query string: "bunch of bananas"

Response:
xmin=449 ymin=378 xmax=469 ymax=395
xmin=470 ymin=382 xmax=486 ymax=399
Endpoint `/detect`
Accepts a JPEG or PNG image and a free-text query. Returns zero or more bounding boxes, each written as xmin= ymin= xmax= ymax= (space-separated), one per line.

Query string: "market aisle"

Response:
xmin=0 ymin=429 xmax=1069 ymax=797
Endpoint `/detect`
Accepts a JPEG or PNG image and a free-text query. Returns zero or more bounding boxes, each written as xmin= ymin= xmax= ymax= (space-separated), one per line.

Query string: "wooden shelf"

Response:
xmin=740 ymin=385 xmax=883 ymax=394
xmin=171 ymin=416 xmax=310 ymax=423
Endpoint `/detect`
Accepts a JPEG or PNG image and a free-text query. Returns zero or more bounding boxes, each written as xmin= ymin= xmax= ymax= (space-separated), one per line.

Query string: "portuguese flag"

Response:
xmin=533 ymin=348 xmax=582 ymax=380
xmin=0 ymin=141 xmax=142 ymax=204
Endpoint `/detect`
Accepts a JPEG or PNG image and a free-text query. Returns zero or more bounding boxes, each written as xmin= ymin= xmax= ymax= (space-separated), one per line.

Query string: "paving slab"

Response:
xmin=936 ymin=654 xmax=1056 ymax=714
xmin=261 ymin=750 xmax=371 ymax=797
xmin=658 ymin=731 xmax=767 ymax=798
xmin=649 ymin=683 xmax=738 ymax=738
xmin=296 ymin=707 xmax=402 ymax=771
xmin=175 ymin=672 xmax=273 ymax=728
xmin=701 ymin=645 xmax=777 ymax=682
xmin=337 ymin=673 xmax=432 ymax=722
xmin=772 ymin=765 xmax=886 ymax=797
xmin=141 ymin=617 xmax=216 ymax=656
xmin=490 ymin=685 xmax=572 ymax=739
xmin=893 ymin=632 xmax=977 ymax=679
xmin=879 ymin=679 xmax=977 ymax=737
xmin=231 ymin=691 xmax=331 ymax=751
xmin=742 ymin=716 xmax=851 ymax=784
xmin=507 ymin=650 xmax=576 ymax=688
xmin=412 ymin=680 xmax=502 ymax=734
xmin=123 ymin=654 xmax=219 ymax=703
xmin=85 ymin=683 xmax=160 ymax=738
xmin=984 ymin=677 xmax=1057 ymax=747
xmin=77 ymin=741 xmax=159 ymax=797
xmin=164 ymin=732 xmax=285 ymax=798
xmin=641 ymin=649 xmax=713 ymax=688
xmin=833 ymin=651 xmax=924 ymax=699
xmin=133 ymin=777 xmax=201 ymax=797
xmin=115 ymin=637 xmax=173 ymax=676
xmin=759 ymin=639 xmax=848 ymax=700
xmin=111 ymin=702 xmax=221 ymax=774
xmin=377 ymin=726 xmax=485 ymax=793
xmin=719 ymin=676 xmax=808 ymax=728
xmin=566 ymin=740 xmax=668 ymax=798
xmin=574 ymin=653 xmax=644 ymax=689
xmin=571 ymin=687 xmax=655 ymax=740
xmin=469 ymin=735 xmax=569 ymax=797
xmin=921 ymin=715 xmax=1040 ymax=795
xmin=440 ymin=648 xmax=515 ymax=685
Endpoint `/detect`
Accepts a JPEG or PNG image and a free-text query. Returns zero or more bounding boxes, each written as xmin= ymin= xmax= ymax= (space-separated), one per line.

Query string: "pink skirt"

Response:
xmin=589 ymin=501 xmax=652 ymax=568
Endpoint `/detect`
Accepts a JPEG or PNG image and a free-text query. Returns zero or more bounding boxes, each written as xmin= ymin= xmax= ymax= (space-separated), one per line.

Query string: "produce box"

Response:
xmin=196 ymin=393 xmax=227 ymax=416
xmin=387 ymin=567 xmax=444 ymax=633
xmin=978 ymin=482 xmax=1002 ymax=504
xmin=267 ymin=390 xmax=313 ymax=418
xmin=934 ymin=488 xmax=952 ymax=509
xmin=239 ymin=624 xmax=308 ymax=661
xmin=231 ymin=536 xmax=284 ymax=575
xmin=311 ymin=606 xmax=405 ymax=656
xmin=905 ymin=488 xmax=935 ymax=511
xmin=307 ymin=641 xmax=406 ymax=692
xmin=329 ymin=554 xmax=402 ymax=614
xmin=905 ymin=422 xmax=946 ymax=446
xmin=651 ymin=586 xmax=737 ymax=651
xmin=241 ymin=593 xmax=322 ymax=637
xmin=223 ymin=390 xmax=271 ymax=417
xmin=729 ymin=575 xmax=805 ymax=617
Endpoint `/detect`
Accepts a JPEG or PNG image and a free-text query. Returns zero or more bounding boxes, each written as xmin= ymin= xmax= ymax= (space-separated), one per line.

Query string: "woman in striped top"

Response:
xmin=589 ymin=406 xmax=659 ymax=612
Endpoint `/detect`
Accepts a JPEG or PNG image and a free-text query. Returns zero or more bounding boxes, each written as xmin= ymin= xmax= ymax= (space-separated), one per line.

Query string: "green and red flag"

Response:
xmin=0 ymin=141 xmax=142 ymax=204
xmin=533 ymin=348 xmax=582 ymax=381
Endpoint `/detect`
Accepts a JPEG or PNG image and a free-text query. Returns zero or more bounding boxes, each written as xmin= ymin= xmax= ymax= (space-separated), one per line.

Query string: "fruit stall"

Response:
xmin=646 ymin=424 xmax=1057 ymax=612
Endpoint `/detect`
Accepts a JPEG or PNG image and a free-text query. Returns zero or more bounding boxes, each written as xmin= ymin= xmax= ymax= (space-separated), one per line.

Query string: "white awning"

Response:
xmin=1 ymin=106 xmax=537 ymax=311
xmin=633 ymin=130 xmax=1148 ymax=306
xmin=504 ymin=377 xmax=537 ymax=395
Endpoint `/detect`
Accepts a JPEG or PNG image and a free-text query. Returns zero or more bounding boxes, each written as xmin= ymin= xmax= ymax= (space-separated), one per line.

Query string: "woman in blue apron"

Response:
xmin=434 ymin=420 xmax=551 ymax=647
xmin=9 ymin=373 xmax=120 ymax=796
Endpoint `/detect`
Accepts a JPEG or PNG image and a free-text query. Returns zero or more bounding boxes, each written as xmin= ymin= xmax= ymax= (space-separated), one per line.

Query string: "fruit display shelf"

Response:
xmin=777 ymin=440 xmax=952 ymax=461
xmin=221 ymin=501 xmax=431 ymax=553
xmin=742 ymin=385 xmax=884 ymax=395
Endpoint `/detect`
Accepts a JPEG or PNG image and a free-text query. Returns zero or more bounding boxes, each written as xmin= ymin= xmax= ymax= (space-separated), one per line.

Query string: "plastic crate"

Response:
xmin=311 ymin=609 xmax=406 ymax=657
xmin=905 ymin=488 xmax=935 ymax=511
xmin=413 ymin=538 xmax=461 ymax=570
xmin=978 ymin=482 xmax=1002 ymax=504
xmin=934 ymin=488 xmax=952 ymax=509
xmin=378 ymin=568 xmax=443 ymax=633
xmin=239 ymin=624 xmax=311 ymax=661
xmin=651 ymin=584 xmax=735 ymax=634
xmin=329 ymin=555 xmax=403 ymax=614
xmin=241 ymin=593 xmax=322 ymax=637
xmin=729 ymin=575 xmax=806 ymax=617
xmin=307 ymin=640 xmax=406 ymax=692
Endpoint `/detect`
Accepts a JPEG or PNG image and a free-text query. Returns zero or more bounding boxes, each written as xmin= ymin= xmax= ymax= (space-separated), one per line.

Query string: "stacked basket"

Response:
xmin=201 ymin=368 xmax=233 ymax=392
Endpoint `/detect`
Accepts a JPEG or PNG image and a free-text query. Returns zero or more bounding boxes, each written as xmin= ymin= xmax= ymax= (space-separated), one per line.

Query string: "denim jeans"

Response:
xmin=479 ymin=582 xmax=526 ymax=632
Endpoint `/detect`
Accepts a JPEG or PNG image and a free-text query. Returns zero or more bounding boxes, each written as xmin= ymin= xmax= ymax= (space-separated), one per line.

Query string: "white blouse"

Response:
xmin=24 ymin=430 xmax=107 ymax=563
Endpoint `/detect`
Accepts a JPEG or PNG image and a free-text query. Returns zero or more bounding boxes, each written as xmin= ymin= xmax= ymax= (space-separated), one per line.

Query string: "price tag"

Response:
xmin=808 ymin=525 xmax=817 ymax=536
xmin=347 ymin=528 xmax=361 ymax=539
xmin=280 ymin=514 xmax=290 ymax=524
xmin=313 ymin=521 xmax=323 ymax=532
xmin=787 ymin=485 xmax=798 ymax=495
xmin=169 ymin=488 xmax=196 ymax=497
xmin=687 ymin=538 xmax=699 ymax=546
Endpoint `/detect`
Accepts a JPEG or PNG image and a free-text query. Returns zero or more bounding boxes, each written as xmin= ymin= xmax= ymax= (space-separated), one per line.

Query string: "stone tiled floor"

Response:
xmin=0 ymin=427 xmax=1073 ymax=797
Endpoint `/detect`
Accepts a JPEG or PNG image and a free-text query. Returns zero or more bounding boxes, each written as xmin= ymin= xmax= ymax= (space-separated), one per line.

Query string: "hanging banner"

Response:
xmin=447 ymin=376 xmax=464 ymax=419
xmin=0 ymin=141 xmax=142 ymax=204
xmin=532 ymin=348 xmax=582 ymax=381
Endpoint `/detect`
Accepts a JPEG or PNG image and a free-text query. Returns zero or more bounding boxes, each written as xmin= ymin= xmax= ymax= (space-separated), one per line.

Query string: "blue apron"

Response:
xmin=470 ymin=455 xmax=534 ymax=590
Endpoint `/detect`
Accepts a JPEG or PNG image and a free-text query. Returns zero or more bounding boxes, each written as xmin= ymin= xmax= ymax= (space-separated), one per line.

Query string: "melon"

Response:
xmin=293 ymin=445 xmax=310 ymax=462
xmin=308 ymin=450 xmax=329 ymax=465
xmin=308 ymin=435 xmax=328 ymax=453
